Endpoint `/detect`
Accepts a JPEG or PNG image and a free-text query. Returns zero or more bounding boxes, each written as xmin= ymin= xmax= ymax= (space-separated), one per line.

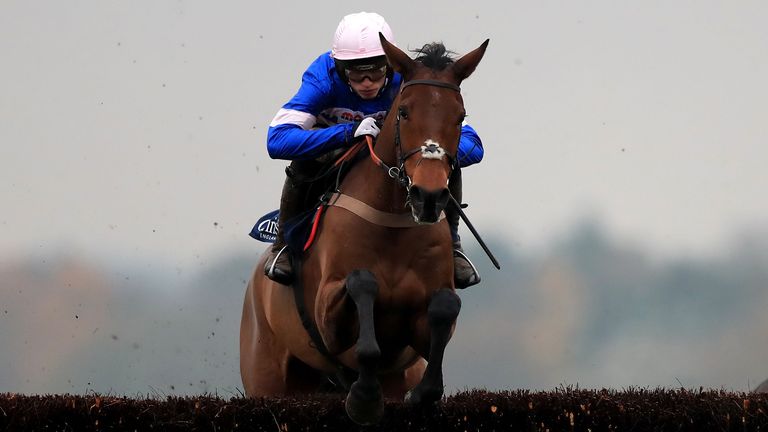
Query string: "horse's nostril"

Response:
xmin=409 ymin=186 xmax=451 ymax=224
xmin=410 ymin=186 xmax=450 ymax=208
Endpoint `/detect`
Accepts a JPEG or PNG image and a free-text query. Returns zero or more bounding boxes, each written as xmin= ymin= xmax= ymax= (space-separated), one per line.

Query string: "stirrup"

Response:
xmin=453 ymin=248 xmax=481 ymax=288
xmin=266 ymin=244 xmax=290 ymax=279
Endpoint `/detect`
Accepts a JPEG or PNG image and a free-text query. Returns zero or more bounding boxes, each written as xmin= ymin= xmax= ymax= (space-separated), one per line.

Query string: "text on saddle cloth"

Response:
xmin=249 ymin=209 xmax=279 ymax=243
xmin=249 ymin=207 xmax=318 ymax=251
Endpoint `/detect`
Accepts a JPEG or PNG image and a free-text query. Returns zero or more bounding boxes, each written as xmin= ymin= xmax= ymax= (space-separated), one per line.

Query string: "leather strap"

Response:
xmin=327 ymin=192 xmax=444 ymax=227
xmin=290 ymin=250 xmax=356 ymax=388
xmin=401 ymin=79 xmax=461 ymax=92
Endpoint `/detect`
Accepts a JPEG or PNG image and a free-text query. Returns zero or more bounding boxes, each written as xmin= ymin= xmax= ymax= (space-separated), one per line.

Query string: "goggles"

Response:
xmin=345 ymin=65 xmax=388 ymax=83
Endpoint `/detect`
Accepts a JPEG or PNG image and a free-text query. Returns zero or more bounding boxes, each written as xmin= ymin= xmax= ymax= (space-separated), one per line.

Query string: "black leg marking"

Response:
xmin=405 ymin=288 xmax=461 ymax=405
xmin=344 ymin=269 xmax=384 ymax=425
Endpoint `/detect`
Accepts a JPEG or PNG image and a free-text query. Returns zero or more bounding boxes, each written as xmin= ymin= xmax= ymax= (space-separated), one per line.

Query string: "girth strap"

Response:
xmin=290 ymin=250 xmax=356 ymax=389
xmin=326 ymin=192 xmax=445 ymax=227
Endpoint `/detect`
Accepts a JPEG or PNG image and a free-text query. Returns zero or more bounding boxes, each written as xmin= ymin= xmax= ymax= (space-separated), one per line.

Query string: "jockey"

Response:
xmin=264 ymin=11 xmax=485 ymax=289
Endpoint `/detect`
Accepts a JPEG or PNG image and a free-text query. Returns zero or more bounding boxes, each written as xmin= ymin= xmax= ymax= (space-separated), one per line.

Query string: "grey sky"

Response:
xmin=1 ymin=1 xmax=768 ymax=394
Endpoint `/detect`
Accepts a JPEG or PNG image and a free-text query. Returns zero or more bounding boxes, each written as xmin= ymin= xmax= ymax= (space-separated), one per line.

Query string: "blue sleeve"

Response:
xmin=457 ymin=124 xmax=484 ymax=168
xmin=266 ymin=55 xmax=356 ymax=160
xmin=267 ymin=123 xmax=355 ymax=161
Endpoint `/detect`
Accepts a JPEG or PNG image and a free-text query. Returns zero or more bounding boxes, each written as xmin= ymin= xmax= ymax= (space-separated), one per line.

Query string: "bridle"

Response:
xmin=365 ymin=79 xmax=461 ymax=190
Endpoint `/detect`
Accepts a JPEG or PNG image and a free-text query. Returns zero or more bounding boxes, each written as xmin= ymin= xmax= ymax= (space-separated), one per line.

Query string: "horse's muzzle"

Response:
xmin=408 ymin=186 xmax=450 ymax=224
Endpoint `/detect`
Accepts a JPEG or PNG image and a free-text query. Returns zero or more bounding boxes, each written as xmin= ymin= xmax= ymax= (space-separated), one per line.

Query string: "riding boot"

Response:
xmin=447 ymin=168 xmax=481 ymax=289
xmin=264 ymin=161 xmax=315 ymax=285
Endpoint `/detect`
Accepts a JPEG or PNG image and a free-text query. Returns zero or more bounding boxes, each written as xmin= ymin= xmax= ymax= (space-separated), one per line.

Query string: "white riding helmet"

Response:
xmin=331 ymin=12 xmax=396 ymax=60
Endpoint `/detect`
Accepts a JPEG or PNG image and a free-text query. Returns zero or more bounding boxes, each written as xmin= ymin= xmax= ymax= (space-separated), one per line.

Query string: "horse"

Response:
xmin=240 ymin=34 xmax=489 ymax=425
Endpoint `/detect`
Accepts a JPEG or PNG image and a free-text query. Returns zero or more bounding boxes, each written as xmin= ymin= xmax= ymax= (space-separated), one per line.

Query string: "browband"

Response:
xmin=401 ymin=79 xmax=461 ymax=92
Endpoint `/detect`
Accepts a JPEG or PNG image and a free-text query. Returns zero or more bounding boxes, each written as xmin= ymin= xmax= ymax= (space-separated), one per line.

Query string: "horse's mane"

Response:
xmin=411 ymin=42 xmax=456 ymax=71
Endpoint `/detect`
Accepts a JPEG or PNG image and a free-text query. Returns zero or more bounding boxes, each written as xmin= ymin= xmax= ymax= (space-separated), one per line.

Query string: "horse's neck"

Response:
xmin=340 ymin=131 xmax=408 ymax=214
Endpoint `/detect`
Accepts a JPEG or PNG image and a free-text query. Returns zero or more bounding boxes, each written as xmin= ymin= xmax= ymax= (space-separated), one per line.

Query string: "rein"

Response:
xmin=366 ymin=79 xmax=461 ymax=189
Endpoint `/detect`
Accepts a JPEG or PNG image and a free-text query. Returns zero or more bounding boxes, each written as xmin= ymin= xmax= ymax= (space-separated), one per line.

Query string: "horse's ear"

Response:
xmin=453 ymin=39 xmax=490 ymax=82
xmin=379 ymin=32 xmax=416 ymax=78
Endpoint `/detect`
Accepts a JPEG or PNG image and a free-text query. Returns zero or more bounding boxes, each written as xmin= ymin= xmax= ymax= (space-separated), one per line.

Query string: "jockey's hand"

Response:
xmin=353 ymin=117 xmax=381 ymax=139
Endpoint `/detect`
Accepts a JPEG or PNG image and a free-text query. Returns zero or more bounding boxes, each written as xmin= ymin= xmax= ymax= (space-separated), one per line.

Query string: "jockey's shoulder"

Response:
xmin=302 ymin=52 xmax=335 ymax=78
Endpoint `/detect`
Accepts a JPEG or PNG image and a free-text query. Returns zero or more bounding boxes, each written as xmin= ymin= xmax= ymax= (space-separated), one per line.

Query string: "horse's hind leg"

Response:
xmin=343 ymin=269 xmax=383 ymax=425
xmin=405 ymin=288 xmax=461 ymax=405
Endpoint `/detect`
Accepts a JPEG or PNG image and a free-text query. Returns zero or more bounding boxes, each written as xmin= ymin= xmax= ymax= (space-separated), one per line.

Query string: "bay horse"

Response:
xmin=241 ymin=34 xmax=488 ymax=425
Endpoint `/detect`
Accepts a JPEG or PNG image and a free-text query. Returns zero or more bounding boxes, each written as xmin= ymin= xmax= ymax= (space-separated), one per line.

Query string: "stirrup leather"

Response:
xmin=266 ymin=245 xmax=290 ymax=279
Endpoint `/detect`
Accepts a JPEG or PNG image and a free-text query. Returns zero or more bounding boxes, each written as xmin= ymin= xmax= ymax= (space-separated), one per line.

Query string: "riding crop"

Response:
xmin=448 ymin=193 xmax=501 ymax=270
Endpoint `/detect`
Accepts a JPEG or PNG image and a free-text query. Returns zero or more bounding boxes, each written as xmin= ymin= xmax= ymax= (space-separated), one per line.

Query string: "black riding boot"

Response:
xmin=447 ymin=168 xmax=481 ymax=289
xmin=264 ymin=161 xmax=317 ymax=285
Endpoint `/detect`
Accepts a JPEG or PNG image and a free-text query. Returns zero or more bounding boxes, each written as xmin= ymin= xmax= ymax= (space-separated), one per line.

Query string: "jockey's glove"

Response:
xmin=352 ymin=117 xmax=381 ymax=139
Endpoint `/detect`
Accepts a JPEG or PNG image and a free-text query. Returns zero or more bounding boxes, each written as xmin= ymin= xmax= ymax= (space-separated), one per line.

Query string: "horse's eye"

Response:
xmin=398 ymin=106 xmax=409 ymax=120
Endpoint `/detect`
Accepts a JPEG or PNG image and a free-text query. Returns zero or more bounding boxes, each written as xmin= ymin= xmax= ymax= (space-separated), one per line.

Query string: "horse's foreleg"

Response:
xmin=405 ymin=288 xmax=461 ymax=405
xmin=343 ymin=269 xmax=383 ymax=426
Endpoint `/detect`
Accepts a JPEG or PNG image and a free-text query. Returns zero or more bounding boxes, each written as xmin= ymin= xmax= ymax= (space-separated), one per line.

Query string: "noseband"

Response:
xmin=366 ymin=79 xmax=462 ymax=190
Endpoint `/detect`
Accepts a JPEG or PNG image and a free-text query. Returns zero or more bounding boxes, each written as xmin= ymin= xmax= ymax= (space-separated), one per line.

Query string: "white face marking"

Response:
xmin=421 ymin=139 xmax=446 ymax=160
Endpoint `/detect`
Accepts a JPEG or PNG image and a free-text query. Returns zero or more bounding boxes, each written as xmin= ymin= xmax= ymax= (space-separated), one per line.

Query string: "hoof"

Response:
xmin=344 ymin=381 xmax=384 ymax=426
xmin=345 ymin=393 xmax=384 ymax=426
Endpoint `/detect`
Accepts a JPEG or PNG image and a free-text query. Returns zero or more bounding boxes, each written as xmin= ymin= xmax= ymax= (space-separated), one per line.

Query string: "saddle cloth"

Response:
xmin=249 ymin=209 xmax=279 ymax=243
